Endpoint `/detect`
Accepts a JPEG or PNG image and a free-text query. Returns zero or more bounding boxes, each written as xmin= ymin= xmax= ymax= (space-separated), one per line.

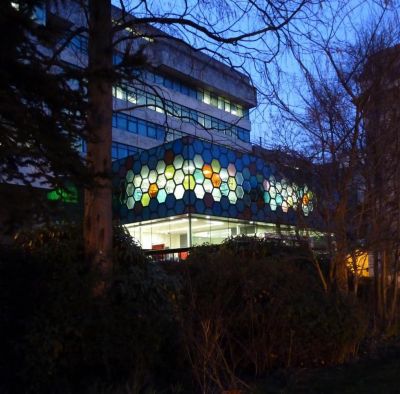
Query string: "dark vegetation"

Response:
xmin=0 ymin=226 xmax=381 ymax=393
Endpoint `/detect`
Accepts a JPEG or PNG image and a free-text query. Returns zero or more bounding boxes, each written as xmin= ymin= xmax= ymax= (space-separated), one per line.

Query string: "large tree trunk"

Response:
xmin=84 ymin=0 xmax=113 ymax=285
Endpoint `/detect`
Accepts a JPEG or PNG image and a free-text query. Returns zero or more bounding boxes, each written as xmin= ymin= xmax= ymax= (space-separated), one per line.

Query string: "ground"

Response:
xmin=253 ymin=349 xmax=400 ymax=393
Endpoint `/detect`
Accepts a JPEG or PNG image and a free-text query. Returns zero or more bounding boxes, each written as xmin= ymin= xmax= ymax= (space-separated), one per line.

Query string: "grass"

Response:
xmin=252 ymin=355 xmax=400 ymax=393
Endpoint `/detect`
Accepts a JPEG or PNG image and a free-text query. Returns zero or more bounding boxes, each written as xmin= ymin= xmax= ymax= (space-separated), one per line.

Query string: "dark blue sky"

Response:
xmin=112 ymin=0 xmax=400 ymax=149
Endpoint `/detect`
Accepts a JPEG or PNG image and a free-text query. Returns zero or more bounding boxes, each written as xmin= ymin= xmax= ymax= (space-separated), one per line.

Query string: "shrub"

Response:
xmin=0 ymin=223 xmax=181 ymax=393
xmin=179 ymin=236 xmax=367 ymax=392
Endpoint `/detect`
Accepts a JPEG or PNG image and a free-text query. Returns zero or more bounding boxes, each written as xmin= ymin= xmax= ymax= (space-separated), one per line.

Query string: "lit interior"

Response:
xmin=125 ymin=214 xmax=298 ymax=250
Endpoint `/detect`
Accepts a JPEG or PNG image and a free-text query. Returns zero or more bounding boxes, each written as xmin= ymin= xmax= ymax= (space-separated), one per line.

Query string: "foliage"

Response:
xmin=0 ymin=231 xmax=372 ymax=393
xmin=180 ymin=236 xmax=368 ymax=392
xmin=0 ymin=1 xmax=87 ymax=185
xmin=0 ymin=223 xmax=181 ymax=393
xmin=0 ymin=1 xmax=88 ymax=236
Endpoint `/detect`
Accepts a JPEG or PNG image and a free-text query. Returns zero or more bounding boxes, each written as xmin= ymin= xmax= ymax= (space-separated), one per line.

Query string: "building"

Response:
xmin=61 ymin=2 xmax=318 ymax=249
xmin=361 ymin=45 xmax=400 ymax=278
xmin=112 ymin=136 xmax=316 ymax=250
xmin=58 ymin=2 xmax=255 ymax=157
xmin=1 ymin=2 xmax=318 ymax=247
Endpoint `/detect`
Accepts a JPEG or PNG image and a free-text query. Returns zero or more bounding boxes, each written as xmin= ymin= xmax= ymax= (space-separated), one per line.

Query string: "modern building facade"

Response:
xmin=50 ymin=1 xmax=318 ymax=249
xmin=112 ymin=136 xmax=316 ymax=250
xmin=3 ymin=2 xmax=318 ymax=247
xmin=58 ymin=1 xmax=256 ymax=157
xmin=361 ymin=45 xmax=400 ymax=277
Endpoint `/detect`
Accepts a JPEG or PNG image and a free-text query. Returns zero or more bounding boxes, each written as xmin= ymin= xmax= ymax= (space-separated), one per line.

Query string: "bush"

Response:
xmin=0 ymin=231 xmax=369 ymax=393
xmin=179 ymin=236 xmax=367 ymax=392
xmin=0 ymin=224 xmax=182 ymax=393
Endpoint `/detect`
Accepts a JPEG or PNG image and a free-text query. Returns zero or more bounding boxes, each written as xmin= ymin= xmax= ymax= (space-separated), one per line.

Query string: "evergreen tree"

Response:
xmin=0 ymin=1 xmax=87 ymax=193
xmin=0 ymin=1 xmax=88 ymax=231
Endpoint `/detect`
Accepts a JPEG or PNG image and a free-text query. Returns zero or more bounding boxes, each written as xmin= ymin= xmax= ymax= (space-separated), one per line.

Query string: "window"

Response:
xmin=203 ymin=91 xmax=211 ymax=104
xmin=224 ymin=100 xmax=230 ymax=113
xmin=210 ymin=93 xmax=218 ymax=107
xmin=138 ymin=120 xmax=147 ymax=136
xmin=127 ymin=118 xmax=137 ymax=133
xmin=114 ymin=86 xmax=126 ymax=101
xmin=113 ymin=83 xmax=250 ymax=142
xmin=138 ymin=70 xmax=248 ymax=119
xmin=127 ymin=90 xmax=136 ymax=104
xmin=111 ymin=142 xmax=139 ymax=160
xmin=157 ymin=126 xmax=165 ymax=140
xmin=147 ymin=125 xmax=156 ymax=138
xmin=116 ymin=115 xmax=127 ymax=130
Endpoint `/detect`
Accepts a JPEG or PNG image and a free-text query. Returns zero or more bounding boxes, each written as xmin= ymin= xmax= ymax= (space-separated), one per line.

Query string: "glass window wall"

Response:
xmin=124 ymin=214 xmax=298 ymax=250
xmin=113 ymin=84 xmax=250 ymax=143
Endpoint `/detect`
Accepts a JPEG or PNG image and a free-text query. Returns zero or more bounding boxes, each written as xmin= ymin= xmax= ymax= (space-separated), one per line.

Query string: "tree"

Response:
xmin=262 ymin=0 xmax=400 ymax=311
xmin=80 ymin=0 xmax=324 ymax=279
xmin=84 ymin=0 xmax=113 ymax=285
xmin=362 ymin=44 xmax=400 ymax=328
xmin=3 ymin=0 xmax=328 ymax=286
xmin=0 ymin=1 xmax=87 ymax=232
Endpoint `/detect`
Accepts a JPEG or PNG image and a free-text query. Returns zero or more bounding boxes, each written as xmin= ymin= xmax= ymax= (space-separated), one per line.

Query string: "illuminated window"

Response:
xmin=236 ymin=172 xmax=244 ymax=185
xmin=194 ymin=184 xmax=205 ymax=199
xmin=157 ymin=174 xmax=167 ymax=189
xmin=156 ymin=160 xmax=166 ymax=174
xmin=211 ymin=159 xmax=221 ymax=173
xmin=220 ymin=182 xmax=229 ymax=196
xmin=134 ymin=175 xmax=141 ymax=188
xmin=149 ymin=183 xmax=158 ymax=198
xmin=141 ymin=193 xmax=150 ymax=207
xmin=126 ymin=183 xmax=134 ymax=197
xmin=194 ymin=169 xmax=205 ymax=184
xmin=212 ymin=188 xmax=222 ymax=202
xmin=220 ymin=168 xmax=228 ymax=182
xmin=165 ymin=180 xmax=175 ymax=194
xmin=228 ymin=163 xmax=236 ymax=176
xmin=194 ymin=154 xmax=204 ymax=169
xmin=174 ymin=169 xmax=185 ymax=184
xmin=141 ymin=179 xmax=150 ymax=192
xmin=174 ymin=185 xmax=185 ymax=199
xmin=165 ymin=165 xmax=175 ymax=180
xmin=211 ymin=173 xmax=221 ymax=188
xmin=228 ymin=177 xmax=237 ymax=191
xmin=133 ymin=188 xmax=142 ymax=202
xmin=183 ymin=160 xmax=195 ymax=175
xmin=203 ymin=179 xmax=213 ymax=193
xmin=173 ymin=155 xmax=184 ymax=169
xmin=126 ymin=197 xmax=134 ymax=209
xmin=183 ymin=175 xmax=195 ymax=190
xmin=202 ymin=164 xmax=213 ymax=179
xmin=140 ymin=165 xmax=149 ymax=178
xmin=228 ymin=191 xmax=237 ymax=204
xmin=148 ymin=170 xmax=157 ymax=183
xmin=157 ymin=189 xmax=167 ymax=203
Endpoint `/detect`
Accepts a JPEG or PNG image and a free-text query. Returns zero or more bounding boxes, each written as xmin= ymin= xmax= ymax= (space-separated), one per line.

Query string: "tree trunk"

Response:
xmin=373 ymin=251 xmax=382 ymax=329
xmin=381 ymin=247 xmax=388 ymax=325
xmin=334 ymin=253 xmax=349 ymax=294
xmin=388 ymin=248 xmax=399 ymax=330
xmin=84 ymin=0 xmax=113 ymax=286
xmin=334 ymin=233 xmax=349 ymax=294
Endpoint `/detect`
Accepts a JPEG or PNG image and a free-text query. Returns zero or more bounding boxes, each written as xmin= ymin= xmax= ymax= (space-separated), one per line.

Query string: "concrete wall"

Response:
xmin=144 ymin=38 xmax=257 ymax=108
xmin=49 ymin=2 xmax=255 ymax=153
